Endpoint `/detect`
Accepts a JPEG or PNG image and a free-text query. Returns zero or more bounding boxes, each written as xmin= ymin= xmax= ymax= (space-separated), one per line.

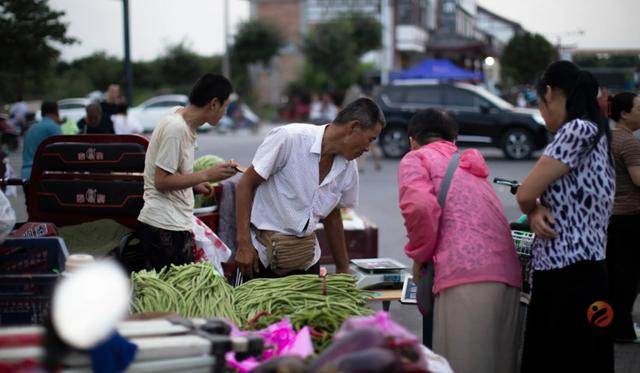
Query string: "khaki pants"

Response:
xmin=433 ymin=282 xmax=521 ymax=373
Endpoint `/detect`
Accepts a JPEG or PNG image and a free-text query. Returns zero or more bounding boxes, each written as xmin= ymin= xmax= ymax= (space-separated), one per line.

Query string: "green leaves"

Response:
xmin=300 ymin=14 xmax=382 ymax=91
xmin=501 ymin=32 xmax=558 ymax=85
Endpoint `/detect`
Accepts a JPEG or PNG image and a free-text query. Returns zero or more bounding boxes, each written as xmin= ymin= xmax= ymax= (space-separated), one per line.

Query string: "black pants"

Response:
xmin=253 ymin=260 xmax=320 ymax=279
xmin=138 ymin=222 xmax=193 ymax=271
xmin=521 ymin=260 xmax=614 ymax=373
xmin=606 ymin=214 xmax=640 ymax=341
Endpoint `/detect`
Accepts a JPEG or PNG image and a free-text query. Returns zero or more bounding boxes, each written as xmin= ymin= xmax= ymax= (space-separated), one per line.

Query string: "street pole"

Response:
xmin=123 ymin=0 xmax=134 ymax=104
xmin=222 ymin=0 xmax=231 ymax=79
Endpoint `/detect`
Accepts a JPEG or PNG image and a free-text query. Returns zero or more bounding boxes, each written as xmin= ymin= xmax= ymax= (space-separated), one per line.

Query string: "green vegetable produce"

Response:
xmin=131 ymin=263 xmax=240 ymax=324
xmin=193 ymin=154 xmax=225 ymax=208
xmin=234 ymin=274 xmax=374 ymax=351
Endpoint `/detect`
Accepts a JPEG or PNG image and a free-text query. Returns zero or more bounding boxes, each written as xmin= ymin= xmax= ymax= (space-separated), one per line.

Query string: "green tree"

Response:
xmin=157 ymin=41 xmax=204 ymax=86
xmin=0 ymin=0 xmax=76 ymax=101
xmin=501 ymin=32 xmax=558 ymax=85
xmin=301 ymin=14 xmax=382 ymax=91
xmin=68 ymin=52 xmax=123 ymax=91
xmin=230 ymin=20 xmax=284 ymax=95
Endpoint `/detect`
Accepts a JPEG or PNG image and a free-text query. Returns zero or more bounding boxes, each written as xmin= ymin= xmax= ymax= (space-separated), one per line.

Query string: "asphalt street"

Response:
xmin=6 ymin=123 xmax=640 ymax=372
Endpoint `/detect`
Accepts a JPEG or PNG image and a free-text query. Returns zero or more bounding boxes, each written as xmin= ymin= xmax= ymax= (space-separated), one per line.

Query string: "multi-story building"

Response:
xmin=248 ymin=0 xmax=521 ymax=104
xmin=249 ymin=0 xmax=437 ymax=104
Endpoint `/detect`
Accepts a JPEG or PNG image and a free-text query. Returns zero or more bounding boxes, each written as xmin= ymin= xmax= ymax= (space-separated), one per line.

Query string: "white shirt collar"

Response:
xmin=310 ymin=124 xmax=329 ymax=155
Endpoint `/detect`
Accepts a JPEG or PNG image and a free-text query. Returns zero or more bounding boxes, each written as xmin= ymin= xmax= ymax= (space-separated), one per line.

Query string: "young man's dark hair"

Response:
xmin=334 ymin=97 xmax=386 ymax=129
xmin=408 ymin=108 xmax=459 ymax=145
xmin=188 ymin=74 xmax=233 ymax=107
xmin=40 ymin=101 xmax=59 ymax=116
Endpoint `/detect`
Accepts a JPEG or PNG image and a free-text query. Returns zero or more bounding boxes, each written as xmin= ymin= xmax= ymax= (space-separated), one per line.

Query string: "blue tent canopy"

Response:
xmin=390 ymin=59 xmax=483 ymax=81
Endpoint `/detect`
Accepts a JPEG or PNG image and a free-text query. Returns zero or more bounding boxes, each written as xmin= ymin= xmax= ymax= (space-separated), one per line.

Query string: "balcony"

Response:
xmin=396 ymin=25 xmax=428 ymax=53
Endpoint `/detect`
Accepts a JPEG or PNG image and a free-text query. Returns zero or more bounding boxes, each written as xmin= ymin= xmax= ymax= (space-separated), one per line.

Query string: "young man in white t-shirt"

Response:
xmin=137 ymin=74 xmax=238 ymax=270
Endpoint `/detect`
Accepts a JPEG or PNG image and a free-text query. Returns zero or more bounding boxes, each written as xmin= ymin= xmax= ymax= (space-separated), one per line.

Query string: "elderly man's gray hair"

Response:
xmin=334 ymin=97 xmax=386 ymax=129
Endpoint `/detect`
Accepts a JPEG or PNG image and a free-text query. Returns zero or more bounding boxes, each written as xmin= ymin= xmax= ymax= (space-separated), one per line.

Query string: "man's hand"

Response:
xmin=235 ymin=241 xmax=260 ymax=279
xmin=412 ymin=260 xmax=422 ymax=282
xmin=205 ymin=162 xmax=238 ymax=182
xmin=193 ymin=182 xmax=214 ymax=196
xmin=528 ymin=205 xmax=556 ymax=240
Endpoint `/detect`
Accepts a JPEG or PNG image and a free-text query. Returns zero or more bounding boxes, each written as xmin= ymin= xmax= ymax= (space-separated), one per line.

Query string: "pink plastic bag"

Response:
xmin=226 ymin=319 xmax=314 ymax=373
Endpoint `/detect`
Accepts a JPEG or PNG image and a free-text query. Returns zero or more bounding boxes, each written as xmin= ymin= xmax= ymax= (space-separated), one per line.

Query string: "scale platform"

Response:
xmin=350 ymin=258 xmax=409 ymax=289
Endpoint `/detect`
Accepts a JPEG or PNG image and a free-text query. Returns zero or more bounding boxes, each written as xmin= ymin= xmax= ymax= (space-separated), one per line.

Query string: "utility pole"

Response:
xmin=222 ymin=0 xmax=231 ymax=79
xmin=122 ymin=0 xmax=134 ymax=104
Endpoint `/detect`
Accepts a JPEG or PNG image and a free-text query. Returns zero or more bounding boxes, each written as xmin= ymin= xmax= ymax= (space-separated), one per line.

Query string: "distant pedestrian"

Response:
xmin=310 ymin=92 xmax=337 ymax=125
xmin=77 ymin=103 xmax=114 ymax=134
xmin=9 ymin=97 xmax=29 ymax=134
xmin=100 ymin=84 xmax=120 ymax=131
xmin=22 ymin=101 xmax=62 ymax=179
xmin=112 ymin=102 xmax=143 ymax=134
xmin=517 ymin=61 xmax=615 ymax=372
xmin=606 ymin=92 xmax=640 ymax=343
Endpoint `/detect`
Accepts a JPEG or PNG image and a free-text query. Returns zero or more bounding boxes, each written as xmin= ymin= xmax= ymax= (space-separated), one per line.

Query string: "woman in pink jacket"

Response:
xmin=398 ymin=109 xmax=521 ymax=373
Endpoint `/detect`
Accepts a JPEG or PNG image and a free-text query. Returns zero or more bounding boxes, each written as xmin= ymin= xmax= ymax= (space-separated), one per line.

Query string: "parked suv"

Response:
xmin=375 ymin=82 xmax=548 ymax=159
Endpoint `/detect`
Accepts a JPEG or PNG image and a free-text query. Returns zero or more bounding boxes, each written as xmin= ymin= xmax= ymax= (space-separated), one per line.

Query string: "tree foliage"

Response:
xmin=157 ymin=41 xmax=204 ymax=86
xmin=231 ymin=20 xmax=283 ymax=67
xmin=230 ymin=20 xmax=284 ymax=95
xmin=501 ymin=32 xmax=558 ymax=85
xmin=301 ymin=14 xmax=382 ymax=91
xmin=0 ymin=0 xmax=76 ymax=100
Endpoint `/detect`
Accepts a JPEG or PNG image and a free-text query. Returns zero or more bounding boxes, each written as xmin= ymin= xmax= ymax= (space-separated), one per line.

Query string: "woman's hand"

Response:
xmin=412 ymin=260 xmax=422 ymax=281
xmin=528 ymin=205 xmax=557 ymax=239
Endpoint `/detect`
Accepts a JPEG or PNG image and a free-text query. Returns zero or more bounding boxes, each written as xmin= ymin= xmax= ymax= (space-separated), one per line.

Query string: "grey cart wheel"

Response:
xmin=380 ymin=126 xmax=409 ymax=159
xmin=502 ymin=128 xmax=534 ymax=160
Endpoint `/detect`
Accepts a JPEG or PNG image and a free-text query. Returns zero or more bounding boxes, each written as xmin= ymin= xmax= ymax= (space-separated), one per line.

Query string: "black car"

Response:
xmin=375 ymin=82 xmax=549 ymax=159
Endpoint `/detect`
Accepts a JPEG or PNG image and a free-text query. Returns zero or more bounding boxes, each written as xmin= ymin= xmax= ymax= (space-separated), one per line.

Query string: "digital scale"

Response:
xmin=350 ymin=258 xmax=410 ymax=289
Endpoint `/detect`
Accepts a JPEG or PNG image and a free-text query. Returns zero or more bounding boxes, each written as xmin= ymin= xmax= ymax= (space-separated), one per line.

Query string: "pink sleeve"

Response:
xmin=397 ymin=151 xmax=440 ymax=263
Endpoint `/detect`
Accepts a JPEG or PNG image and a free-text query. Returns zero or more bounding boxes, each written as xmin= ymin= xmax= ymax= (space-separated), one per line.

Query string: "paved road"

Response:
xmin=6 ymin=124 xmax=639 ymax=372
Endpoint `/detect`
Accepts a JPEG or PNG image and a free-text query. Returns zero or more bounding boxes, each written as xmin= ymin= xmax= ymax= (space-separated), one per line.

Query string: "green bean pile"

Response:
xmin=131 ymin=263 xmax=240 ymax=324
xmin=234 ymin=274 xmax=374 ymax=351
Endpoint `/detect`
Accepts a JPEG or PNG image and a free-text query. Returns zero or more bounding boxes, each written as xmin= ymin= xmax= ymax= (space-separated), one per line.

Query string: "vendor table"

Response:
xmin=367 ymin=289 xmax=402 ymax=312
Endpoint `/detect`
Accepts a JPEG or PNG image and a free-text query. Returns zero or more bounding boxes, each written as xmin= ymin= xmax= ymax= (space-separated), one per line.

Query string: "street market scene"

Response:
xmin=0 ymin=0 xmax=639 ymax=372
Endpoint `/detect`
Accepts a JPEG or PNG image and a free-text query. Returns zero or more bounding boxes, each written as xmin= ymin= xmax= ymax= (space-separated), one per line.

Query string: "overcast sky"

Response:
xmin=49 ymin=0 xmax=638 ymax=62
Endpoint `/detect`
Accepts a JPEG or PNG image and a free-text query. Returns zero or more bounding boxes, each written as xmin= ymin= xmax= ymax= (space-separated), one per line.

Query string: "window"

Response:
xmin=445 ymin=88 xmax=488 ymax=108
xmin=382 ymin=87 xmax=405 ymax=104
xmin=404 ymin=86 xmax=443 ymax=106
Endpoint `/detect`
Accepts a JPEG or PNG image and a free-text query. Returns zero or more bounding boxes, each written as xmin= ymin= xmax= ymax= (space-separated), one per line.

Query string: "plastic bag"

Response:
xmin=191 ymin=216 xmax=231 ymax=275
xmin=226 ymin=319 xmax=314 ymax=373
xmin=0 ymin=189 xmax=16 ymax=242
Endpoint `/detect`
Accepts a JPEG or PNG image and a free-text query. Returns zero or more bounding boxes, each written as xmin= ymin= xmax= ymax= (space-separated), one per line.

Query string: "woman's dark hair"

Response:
xmin=608 ymin=92 xmax=637 ymax=122
xmin=536 ymin=60 xmax=610 ymax=155
xmin=408 ymin=109 xmax=458 ymax=145
xmin=188 ymin=73 xmax=233 ymax=107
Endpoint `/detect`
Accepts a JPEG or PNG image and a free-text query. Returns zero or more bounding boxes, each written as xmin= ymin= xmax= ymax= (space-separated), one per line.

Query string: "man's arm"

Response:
xmin=154 ymin=163 xmax=237 ymax=193
xmin=235 ymin=166 xmax=266 ymax=278
xmin=322 ymin=207 xmax=350 ymax=273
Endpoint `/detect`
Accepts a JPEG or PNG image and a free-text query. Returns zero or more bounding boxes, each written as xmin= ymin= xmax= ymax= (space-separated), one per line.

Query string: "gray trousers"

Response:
xmin=433 ymin=282 xmax=521 ymax=373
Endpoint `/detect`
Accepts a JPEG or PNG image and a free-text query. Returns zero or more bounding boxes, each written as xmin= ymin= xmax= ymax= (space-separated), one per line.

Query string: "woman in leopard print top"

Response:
xmin=517 ymin=61 xmax=615 ymax=373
